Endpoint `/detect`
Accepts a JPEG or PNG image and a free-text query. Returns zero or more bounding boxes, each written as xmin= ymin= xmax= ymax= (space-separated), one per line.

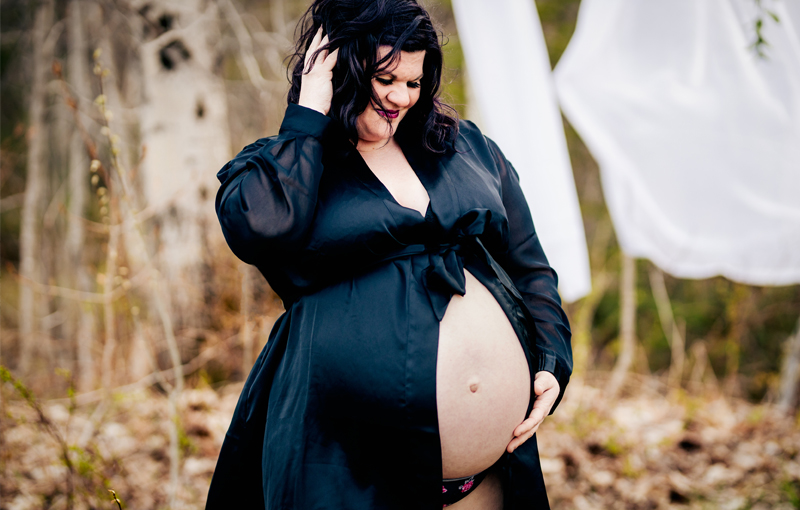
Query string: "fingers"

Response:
xmin=507 ymin=433 xmax=535 ymax=453
xmin=298 ymin=27 xmax=335 ymax=115
xmin=317 ymin=35 xmax=330 ymax=64
xmin=322 ymin=47 xmax=339 ymax=70
xmin=506 ymin=372 xmax=561 ymax=453
xmin=304 ymin=27 xmax=323 ymax=71
xmin=514 ymin=409 xmax=544 ymax=437
xmin=506 ymin=420 xmax=543 ymax=453
xmin=507 ymin=408 xmax=544 ymax=453
xmin=305 ymin=28 xmax=336 ymax=74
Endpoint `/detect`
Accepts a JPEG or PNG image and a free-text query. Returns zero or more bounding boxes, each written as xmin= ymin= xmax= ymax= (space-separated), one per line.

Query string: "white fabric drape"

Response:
xmin=452 ymin=0 xmax=592 ymax=302
xmin=555 ymin=0 xmax=800 ymax=285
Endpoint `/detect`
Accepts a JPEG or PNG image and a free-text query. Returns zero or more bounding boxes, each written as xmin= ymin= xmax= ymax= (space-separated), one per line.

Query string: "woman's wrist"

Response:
xmin=297 ymin=98 xmax=328 ymax=116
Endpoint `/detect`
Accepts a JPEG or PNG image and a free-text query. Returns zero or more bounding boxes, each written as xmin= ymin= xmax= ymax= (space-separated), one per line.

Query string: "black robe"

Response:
xmin=206 ymin=103 xmax=572 ymax=509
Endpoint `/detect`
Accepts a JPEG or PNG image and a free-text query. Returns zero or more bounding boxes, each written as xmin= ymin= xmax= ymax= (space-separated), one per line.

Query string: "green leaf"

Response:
xmin=768 ymin=11 xmax=780 ymax=23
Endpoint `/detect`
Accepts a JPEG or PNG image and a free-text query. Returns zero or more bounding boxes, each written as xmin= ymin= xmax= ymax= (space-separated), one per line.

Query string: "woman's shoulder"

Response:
xmin=218 ymin=104 xmax=333 ymax=185
xmin=453 ymin=118 xmax=502 ymax=164
xmin=242 ymin=104 xmax=333 ymax=148
xmin=455 ymin=117 xmax=484 ymax=144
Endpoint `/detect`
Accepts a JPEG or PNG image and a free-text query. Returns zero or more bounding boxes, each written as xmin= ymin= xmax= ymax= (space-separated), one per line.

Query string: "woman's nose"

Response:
xmin=386 ymin=86 xmax=410 ymax=107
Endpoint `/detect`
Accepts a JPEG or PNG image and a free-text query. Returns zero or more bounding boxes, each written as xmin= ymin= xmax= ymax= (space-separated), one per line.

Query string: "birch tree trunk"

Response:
xmin=66 ymin=0 xmax=98 ymax=391
xmin=137 ymin=0 xmax=231 ymax=328
xmin=608 ymin=254 xmax=637 ymax=398
xmin=18 ymin=0 xmax=54 ymax=374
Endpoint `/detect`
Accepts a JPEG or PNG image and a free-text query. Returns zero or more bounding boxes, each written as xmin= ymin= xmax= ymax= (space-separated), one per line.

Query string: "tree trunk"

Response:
xmin=76 ymin=307 xmax=96 ymax=392
xmin=778 ymin=316 xmax=800 ymax=414
xmin=18 ymin=0 xmax=54 ymax=374
xmin=607 ymin=254 xmax=637 ymax=398
xmin=572 ymin=273 xmax=610 ymax=378
xmin=724 ymin=285 xmax=750 ymax=396
xmin=648 ymin=266 xmax=686 ymax=387
xmin=688 ymin=340 xmax=718 ymax=394
xmin=101 ymin=220 xmax=120 ymax=390
xmin=138 ymin=0 xmax=231 ymax=329
xmin=571 ymin=218 xmax=613 ymax=378
xmin=66 ymin=0 xmax=97 ymax=391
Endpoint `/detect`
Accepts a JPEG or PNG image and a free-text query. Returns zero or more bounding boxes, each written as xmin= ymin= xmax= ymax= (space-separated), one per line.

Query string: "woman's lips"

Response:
xmin=378 ymin=109 xmax=400 ymax=119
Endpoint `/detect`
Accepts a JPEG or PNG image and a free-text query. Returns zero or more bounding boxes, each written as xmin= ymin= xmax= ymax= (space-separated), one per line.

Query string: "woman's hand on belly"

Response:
xmin=506 ymin=371 xmax=560 ymax=453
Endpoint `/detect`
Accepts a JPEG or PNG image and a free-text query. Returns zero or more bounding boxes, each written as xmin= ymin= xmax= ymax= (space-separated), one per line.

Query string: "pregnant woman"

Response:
xmin=206 ymin=0 xmax=572 ymax=508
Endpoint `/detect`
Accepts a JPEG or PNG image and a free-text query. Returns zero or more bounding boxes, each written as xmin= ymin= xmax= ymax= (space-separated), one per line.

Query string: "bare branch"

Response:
xmin=45 ymin=333 xmax=239 ymax=406
xmin=218 ymin=0 xmax=271 ymax=92
xmin=0 ymin=193 xmax=25 ymax=213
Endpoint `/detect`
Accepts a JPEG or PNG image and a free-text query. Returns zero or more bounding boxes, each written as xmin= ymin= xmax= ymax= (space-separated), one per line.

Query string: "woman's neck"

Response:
xmin=356 ymin=136 xmax=396 ymax=153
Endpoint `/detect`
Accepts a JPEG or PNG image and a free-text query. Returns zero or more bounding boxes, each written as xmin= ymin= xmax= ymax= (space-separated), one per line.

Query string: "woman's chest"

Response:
xmin=302 ymin=148 xmax=509 ymax=261
xmin=359 ymin=143 xmax=430 ymax=217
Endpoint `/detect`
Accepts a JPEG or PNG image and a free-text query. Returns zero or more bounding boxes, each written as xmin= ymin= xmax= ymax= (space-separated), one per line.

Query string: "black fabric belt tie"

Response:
xmin=423 ymin=243 xmax=468 ymax=321
xmin=318 ymin=209 xmax=520 ymax=323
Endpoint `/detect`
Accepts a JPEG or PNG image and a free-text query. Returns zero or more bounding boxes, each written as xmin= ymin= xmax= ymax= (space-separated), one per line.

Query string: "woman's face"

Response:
xmin=356 ymin=46 xmax=425 ymax=147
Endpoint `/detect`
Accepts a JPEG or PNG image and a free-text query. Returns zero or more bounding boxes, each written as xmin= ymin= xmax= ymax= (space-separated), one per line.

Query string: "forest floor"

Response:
xmin=2 ymin=374 xmax=799 ymax=510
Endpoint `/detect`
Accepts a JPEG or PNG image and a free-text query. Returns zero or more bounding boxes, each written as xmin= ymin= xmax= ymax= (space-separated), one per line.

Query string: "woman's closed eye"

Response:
xmin=375 ymin=77 xmax=421 ymax=89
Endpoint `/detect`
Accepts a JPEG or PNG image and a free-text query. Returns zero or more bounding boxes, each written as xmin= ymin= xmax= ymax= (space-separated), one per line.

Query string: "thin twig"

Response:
xmin=9 ymin=257 xmax=152 ymax=304
xmin=1 ymin=367 xmax=75 ymax=509
xmin=109 ymin=489 xmax=123 ymax=510
xmin=45 ymin=332 xmax=238 ymax=403
xmin=0 ymin=193 xmax=25 ymax=213
xmin=218 ymin=0 xmax=271 ymax=92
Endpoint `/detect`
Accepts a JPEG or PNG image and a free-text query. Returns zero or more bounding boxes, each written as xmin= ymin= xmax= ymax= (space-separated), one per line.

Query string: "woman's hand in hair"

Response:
xmin=506 ymin=371 xmax=560 ymax=453
xmin=298 ymin=27 xmax=339 ymax=115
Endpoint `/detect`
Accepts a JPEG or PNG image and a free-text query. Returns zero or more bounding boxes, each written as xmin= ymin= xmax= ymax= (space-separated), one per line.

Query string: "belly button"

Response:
xmin=468 ymin=376 xmax=480 ymax=393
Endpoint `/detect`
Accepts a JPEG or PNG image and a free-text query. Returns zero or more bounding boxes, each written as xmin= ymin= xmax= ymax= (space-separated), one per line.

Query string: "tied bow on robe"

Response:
xmin=421 ymin=209 xmax=523 ymax=322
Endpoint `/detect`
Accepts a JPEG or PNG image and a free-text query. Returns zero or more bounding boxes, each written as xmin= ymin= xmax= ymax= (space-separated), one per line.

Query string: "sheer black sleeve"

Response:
xmin=215 ymin=103 xmax=332 ymax=264
xmin=486 ymin=137 xmax=573 ymax=414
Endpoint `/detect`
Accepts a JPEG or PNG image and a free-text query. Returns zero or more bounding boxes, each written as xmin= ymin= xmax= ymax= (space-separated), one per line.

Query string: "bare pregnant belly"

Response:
xmin=437 ymin=270 xmax=531 ymax=479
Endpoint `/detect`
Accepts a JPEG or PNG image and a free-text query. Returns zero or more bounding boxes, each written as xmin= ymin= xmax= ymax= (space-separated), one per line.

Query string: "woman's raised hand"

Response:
xmin=298 ymin=27 xmax=339 ymax=115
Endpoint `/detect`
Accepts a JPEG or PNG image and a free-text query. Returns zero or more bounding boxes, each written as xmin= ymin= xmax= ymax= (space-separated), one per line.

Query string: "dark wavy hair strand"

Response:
xmin=287 ymin=0 xmax=459 ymax=154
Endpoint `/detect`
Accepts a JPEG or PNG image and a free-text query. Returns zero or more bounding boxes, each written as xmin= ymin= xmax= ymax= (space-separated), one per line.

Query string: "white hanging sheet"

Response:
xmin=554 ymin=0 xmax=800 ymax=285
xmin=451 ymin=0 xmax=592 ymax=302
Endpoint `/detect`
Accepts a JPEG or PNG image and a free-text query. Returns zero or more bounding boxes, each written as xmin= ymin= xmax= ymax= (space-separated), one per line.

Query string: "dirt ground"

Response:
xmin=2 ymin=375 xmax=799 ymax=509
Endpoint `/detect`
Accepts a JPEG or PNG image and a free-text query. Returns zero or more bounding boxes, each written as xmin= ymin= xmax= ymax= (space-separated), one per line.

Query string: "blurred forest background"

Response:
xmin=1 ymin=0 xmax=799 ymax=508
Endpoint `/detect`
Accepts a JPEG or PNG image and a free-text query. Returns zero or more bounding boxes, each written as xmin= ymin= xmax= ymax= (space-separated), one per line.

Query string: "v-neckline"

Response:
xmin=351 ymin=139 xmax=433 ymax=220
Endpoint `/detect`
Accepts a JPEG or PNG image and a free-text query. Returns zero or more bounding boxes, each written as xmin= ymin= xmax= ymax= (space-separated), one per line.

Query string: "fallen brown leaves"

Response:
xmin=0 ymin=385 xmax=241 ymax=510
xmin=539 ymin=376 xmax=800 ymax=510
xmin=2 ymin=376 xmax=799 ymax=509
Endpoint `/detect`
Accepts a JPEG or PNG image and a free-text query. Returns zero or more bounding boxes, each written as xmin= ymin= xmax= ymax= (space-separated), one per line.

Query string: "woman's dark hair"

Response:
xmin=287 ymin=0 xmax=459 ymax=153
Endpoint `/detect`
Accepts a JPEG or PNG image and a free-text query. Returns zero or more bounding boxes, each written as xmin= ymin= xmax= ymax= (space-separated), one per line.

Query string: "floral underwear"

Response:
xmin=441 ymin=469 xmax=489 ymax=507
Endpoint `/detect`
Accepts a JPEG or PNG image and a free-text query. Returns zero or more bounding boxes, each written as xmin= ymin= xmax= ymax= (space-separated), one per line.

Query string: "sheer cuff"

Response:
xmin=280 ymin=103 xmax=332 ymax=139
